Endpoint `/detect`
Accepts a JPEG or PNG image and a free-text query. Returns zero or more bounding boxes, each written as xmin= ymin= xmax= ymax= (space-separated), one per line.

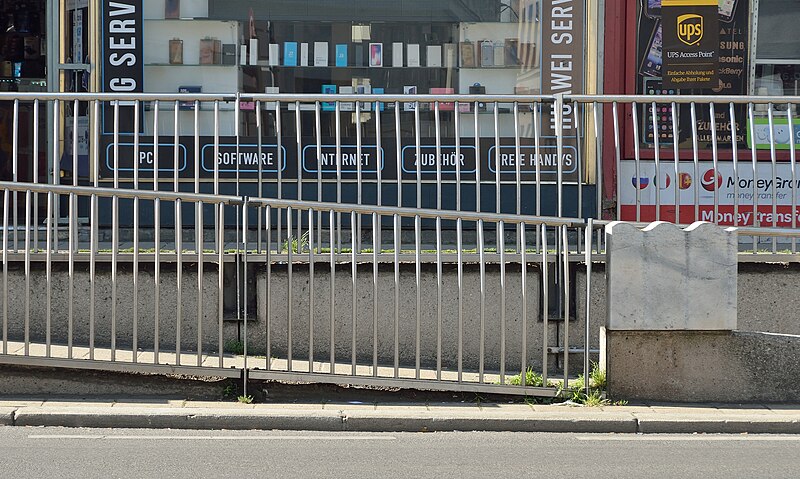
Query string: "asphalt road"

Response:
xmin=0 ymin=427 xmax=798 ymax=478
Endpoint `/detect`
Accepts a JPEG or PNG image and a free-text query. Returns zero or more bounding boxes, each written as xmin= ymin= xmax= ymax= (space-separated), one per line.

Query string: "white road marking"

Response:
xmin=576 ymin=435 xmax=800 ymax=441
xmin=28 ymin=434 xmax=396 ymax=441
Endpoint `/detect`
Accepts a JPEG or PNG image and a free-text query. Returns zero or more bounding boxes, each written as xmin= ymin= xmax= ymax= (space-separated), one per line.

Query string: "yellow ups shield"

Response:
xmin=677 ymin=14 xmax=703 ymax=46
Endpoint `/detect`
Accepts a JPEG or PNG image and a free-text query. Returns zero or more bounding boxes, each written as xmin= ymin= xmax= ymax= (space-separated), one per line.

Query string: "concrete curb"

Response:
xmin=12 ymin=408 xmax=345 ymax=431
xmin=0 ymin=408 xmax=15 ymax=426
xmin=636 ymin=416 xmax=800 ymax=434
xmin=5 ymin=406 xmax=800 ymax=434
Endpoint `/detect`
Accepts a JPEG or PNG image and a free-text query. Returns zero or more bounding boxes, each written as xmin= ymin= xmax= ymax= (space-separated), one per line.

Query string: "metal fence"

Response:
xmin=0 ymin=179 xmax=596 ymax=397
xmin=2 ymin=90 xmax=800 ymax=395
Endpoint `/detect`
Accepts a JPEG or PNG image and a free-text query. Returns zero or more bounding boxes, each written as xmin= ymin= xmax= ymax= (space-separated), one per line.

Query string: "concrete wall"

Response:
xmin=255 ymin=263 xmax=549 ymax=371
xmin=603 ymin=329 xmax=800 ymax=403
xmin=1 ymin=262 xmax=224 ymax=352
xmin=578 ymin=263 xmax=800 ymax=338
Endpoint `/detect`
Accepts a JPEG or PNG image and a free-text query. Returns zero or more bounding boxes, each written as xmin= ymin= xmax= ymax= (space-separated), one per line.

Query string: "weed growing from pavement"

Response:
xmin=238 ymin=395 xmax=254 ymax=404
xmin=507 ymin=362 xmax=626 ymax=407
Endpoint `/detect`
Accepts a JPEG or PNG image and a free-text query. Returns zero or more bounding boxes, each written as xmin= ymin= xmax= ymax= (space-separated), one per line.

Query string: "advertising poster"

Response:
xmin=636 ymin=0 xmax=750 ymax=150
xmin=661 ymin=0 xmax=719 ymax=89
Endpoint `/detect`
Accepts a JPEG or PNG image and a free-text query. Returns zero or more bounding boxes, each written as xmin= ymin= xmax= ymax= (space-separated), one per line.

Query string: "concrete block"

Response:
xmin=574 ymin=265 xmax=605 ymax=363
xmin=606 ymin=221 xmax=737 ymax=331
xmin=603 ymin=329 xmax=800 ymax=403
xmin=254 ymin=263 xmax=544 ymax=371
xmin=0 ymin=262 xmax=224 ymax=352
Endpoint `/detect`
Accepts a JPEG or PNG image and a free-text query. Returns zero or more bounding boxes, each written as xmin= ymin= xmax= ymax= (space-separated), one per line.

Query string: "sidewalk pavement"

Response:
xmin=1 ymin=398 xmax=798 ymax=434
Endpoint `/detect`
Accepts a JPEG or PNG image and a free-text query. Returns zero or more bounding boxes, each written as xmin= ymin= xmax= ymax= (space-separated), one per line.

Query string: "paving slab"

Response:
xmin=0 ymin=407 xmax=15 ymax=426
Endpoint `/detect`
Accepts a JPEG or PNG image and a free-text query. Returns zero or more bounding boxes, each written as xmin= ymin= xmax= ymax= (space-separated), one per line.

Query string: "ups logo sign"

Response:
xmin=677 ymin=14 xmax=704 ymax=46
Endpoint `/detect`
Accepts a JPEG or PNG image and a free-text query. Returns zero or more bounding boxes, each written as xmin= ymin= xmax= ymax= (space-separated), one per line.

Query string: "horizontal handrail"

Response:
xmin=0 ymin=181 xmax=244 ymax=206
xmin=246 ymin=196 xmax=584 ymax=227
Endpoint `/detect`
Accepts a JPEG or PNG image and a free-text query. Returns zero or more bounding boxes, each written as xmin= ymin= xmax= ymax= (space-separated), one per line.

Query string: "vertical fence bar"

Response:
xmin=514 ymin=101 xmax=521 ymax=250
xmin=730 ymin=103 xmax=739 ymax=228
xmin=690 ymin=102 xmax=700 ymax=223
xmin=24 ymin=190 xmax=30 ymax=355
xmin=257 ymin=101 xmax=263 ymax=252
xmin=350 ymin=210 xmax=357 ymax=375
xmin=194 ymin=100 xmax=203 ymax=366
xmin=789 ymin=103 xmax=797 ymax=253
xmin=541 ymin=225 xmax=548 ymax=385
xmin=276 ymin=100 xmax=284 ymax=252
xmin=494 ymin=102 xmax=501 ymax=216
xmin=415 ymin=101 xmax=421 ymax=210
xmin=435 ymin=101 xmax=442 ymax=211
xmin=534 ymin=103 xmax=542 ymax=252
xmin=651 ymin=101 xmax=661 ymax=222
xmin=561 ymin=224 xmax=570 ymax=389
xmin=24 ymin=190 xmax=29 ymax=358
xmin=175 ymin=197 xmax=183 ymax=365
xmin=2 ymin=188 xmax=7 ymax=354
xmin=219 ymin=204 xmax=225 ymax=368
xmin=455 ymin=100 xmax=462 ymax=213
xmin=329 ymin=208 xmax=335 ymax=371
xmin=612 ymin=102 xmax=621 ymax=220
xmin=555 ymin=96 xmax=564 ymax=218
xmin=474 ymin=100 xmax=481 ymax=214
xmin=710 ymin=103 xmax=720 ymax=226
xmin=309 ymin=208 xmax=315 ymax=372
xmin=498 ymin=220 xmax=506 ymax=383
xmin=394 ymin=101 xmax=402 ymax=218
xmin=12 ymin=100 xmax=18 ymax=251
xmin=436 ymin=215 xmax=442 ymax=381
xmin=394 ymin=213 xmax=401 ymax=377
xmin=372 ymin=212 xmax=379 ymax=376
xmin=153 ymin=106 xmax=161 ymax=365
xmin=45 ymin=185 xmax=52 ymax=356
xmin=287 ymin=206 xmax=293 ymax=371
xmin=671 ymin=102 xmax=680 ymax=224
xmin=767 ymin=103 xmax=778 ymax=252
xmin=33 ymin=100 xmax=39 ymax=252
xmin=457 ymin=217 xmax=463 ymax=383
xmin=316 ymin=102 xmax=323 ymax=251
xmin=295 ymin=102 xmax=303 ymax=244
xmin=242 ymin=199 xmax=249 ymax=396
xmin=478 ymin=219 xmax=485 ymax=383
xmin=265 ymin=205 xmax=272 ymax=370
xmin=748 ymin=103 xmax=758 ymax=251
xmin=375 ymin=99 xmax=382 ymax=254
xmin=631 ymin=101 xmax=641 ymax=222
xmin=574 ymin=101 xmax=583 ymax=232
xmin=520 ymin=221 xmax=527 ymax=386
xmin=414 ymin=214 xmax=421 ymax=379
xmin=90 ymin=99 xmax=99 ymax=360
xmin=52 ymin=100 xmax=60 ymax=254
xmin=584 ymin=218 xmax=592 ymax=395
xmin=111 ymin=100 xmax=120 ymax=361
xmin=334 ymin=101 xmax=342 ymax=251
xmin=355 ymin=101 xmax=362 ymax=252
xmin=132 ymin=100 xmax=140 ymax=363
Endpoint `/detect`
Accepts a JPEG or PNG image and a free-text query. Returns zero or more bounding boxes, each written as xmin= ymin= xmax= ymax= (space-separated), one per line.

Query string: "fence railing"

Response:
xmin=0 ymin=180 xmax=596 ymax=396
xmin=3 ymin=90 xmax=800 ymax=253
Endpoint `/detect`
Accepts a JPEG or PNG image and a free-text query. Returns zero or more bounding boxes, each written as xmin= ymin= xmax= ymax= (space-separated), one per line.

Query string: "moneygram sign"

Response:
xmin=620 ymin=160 xmax=800 ymax=226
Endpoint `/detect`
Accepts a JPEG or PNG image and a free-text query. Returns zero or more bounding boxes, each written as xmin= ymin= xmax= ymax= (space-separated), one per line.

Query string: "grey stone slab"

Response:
xmin=606 ymin=221 xmax=737 ymax=331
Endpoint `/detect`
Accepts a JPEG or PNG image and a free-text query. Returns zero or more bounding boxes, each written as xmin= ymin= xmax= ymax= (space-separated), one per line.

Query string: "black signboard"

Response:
xmin=662 ymin=0 xmax=719 ymax=88
xmin=97 ymin=135 xmax=581 ymax=182
xmin=101 ymin=0 xmax=143 ymax=134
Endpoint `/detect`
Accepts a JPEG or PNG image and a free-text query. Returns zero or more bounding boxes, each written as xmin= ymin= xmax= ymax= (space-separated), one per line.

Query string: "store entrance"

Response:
xmin=0 ymin=0 xmax=47 ymax=184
